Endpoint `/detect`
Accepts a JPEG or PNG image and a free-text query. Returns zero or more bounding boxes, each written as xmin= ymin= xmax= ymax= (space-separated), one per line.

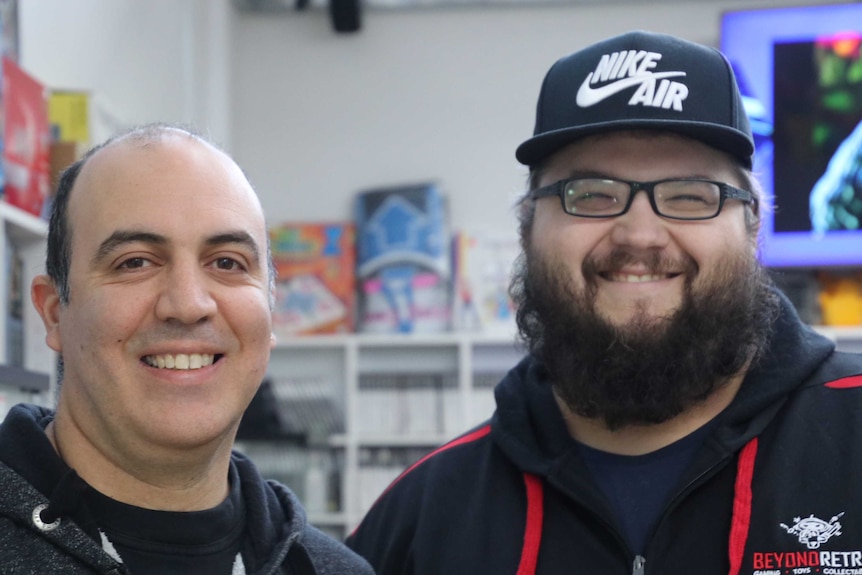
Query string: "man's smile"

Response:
xmin=142 ymin=353 xmax=220 ymax=370
xmin=603 ymin=272 xmax=678 ymax=283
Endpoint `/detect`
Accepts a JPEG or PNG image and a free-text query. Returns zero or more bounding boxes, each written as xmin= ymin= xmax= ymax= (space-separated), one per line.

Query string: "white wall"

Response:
xmin=18 ymin=0 xmax=231 ymax=146
xmin=18 ymin=0 xmax=849 ymax=233
xmin=229 ymin=0 xmax=847 ymax=233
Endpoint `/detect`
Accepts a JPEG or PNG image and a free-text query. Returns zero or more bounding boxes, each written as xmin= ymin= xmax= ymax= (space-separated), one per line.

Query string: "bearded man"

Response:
xmin=347 ymin=31 xmax=862 ymax=575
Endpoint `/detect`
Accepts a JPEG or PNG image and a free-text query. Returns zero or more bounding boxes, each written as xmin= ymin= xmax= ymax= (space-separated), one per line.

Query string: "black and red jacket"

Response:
xmin=346 ymin=293 xmax=862 ymax=575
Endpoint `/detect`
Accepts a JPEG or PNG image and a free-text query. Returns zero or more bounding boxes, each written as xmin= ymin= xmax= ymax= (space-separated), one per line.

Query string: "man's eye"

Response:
xmin=119 ymin=257 xmax=147 ymax=269
xmin=665 ymin=193 xmax=710 ymax=204
xmin=215 ymin=257 xmax=243 ymax=271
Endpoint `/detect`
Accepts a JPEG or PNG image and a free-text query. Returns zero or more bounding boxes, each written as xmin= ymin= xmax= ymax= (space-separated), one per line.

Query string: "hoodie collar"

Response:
xmin=0 ymin=404 xmax=308 ymax=575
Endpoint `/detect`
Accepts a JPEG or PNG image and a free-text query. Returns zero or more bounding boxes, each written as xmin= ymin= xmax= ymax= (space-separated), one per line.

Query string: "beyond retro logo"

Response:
xmin=781 ymin=513 xmax=845 ymax=550
xmin=750 ymin=512 xmax=862 ymax=575
xmin=575 ymin=50 xmax=689 ymax=111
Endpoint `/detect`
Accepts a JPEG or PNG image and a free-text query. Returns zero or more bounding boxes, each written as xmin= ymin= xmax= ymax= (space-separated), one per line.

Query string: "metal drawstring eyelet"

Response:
xmin=32 ymin=504 xmax=62 ymax=532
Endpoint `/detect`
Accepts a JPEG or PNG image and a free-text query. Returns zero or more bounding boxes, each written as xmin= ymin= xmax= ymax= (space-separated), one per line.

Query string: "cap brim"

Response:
xmin=515 ymin=120 xmax=754 ymax=169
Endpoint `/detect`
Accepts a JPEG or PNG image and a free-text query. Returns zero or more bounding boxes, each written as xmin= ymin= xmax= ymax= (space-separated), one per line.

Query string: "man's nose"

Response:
xmin=608 ymin=190 xmax=671 ymax=250
xmin=154 ymin=263 xmax=218 ymax=324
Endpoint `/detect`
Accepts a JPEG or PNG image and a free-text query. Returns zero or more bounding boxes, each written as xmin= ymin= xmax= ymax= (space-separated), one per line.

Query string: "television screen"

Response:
xmin=721 ymin=3 xmax=862 ymax=268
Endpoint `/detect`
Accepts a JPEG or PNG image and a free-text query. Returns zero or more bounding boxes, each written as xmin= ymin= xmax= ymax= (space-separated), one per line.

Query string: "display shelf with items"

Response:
xmin=814 ymin=326 xmax=862 ymax=354
xmin=0 ymin=201 xmax=51 ymax=415
xmin=770 ymin=269 xmax=862 ymax=353
xmin=251 ymin=331 xmax=523 ymax=536
xmin=234 ymin=339 xmax=350 ymax=537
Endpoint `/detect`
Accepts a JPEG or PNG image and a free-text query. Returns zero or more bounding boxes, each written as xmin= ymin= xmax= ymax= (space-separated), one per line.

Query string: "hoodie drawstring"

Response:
xmin=728 ymin=437 xmax=758 ymax=575
xmin=32 ymin=467 xmax=88 ymax=531
xmin=516 ymin=473 xmax=544 ymax=575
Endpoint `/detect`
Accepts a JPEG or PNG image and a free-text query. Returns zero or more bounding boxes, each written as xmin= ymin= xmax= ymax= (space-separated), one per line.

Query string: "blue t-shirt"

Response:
xmin=577 ymin=423 xmax=713 ymax=555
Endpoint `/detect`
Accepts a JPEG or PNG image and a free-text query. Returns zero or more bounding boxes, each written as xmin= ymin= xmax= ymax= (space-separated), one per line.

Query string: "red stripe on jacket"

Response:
xmin=825 ymin=374 xmax=862 ymax=389
xmin=728 ymin=438 xmax=758 ymax=575
xmin=516 ymin=473 xmax=544 ymax=575
xmin=387 ymin=424 xmax=492 ymax=493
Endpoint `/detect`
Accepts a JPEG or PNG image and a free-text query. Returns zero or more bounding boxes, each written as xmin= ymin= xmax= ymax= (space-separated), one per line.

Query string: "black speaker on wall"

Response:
xmin=329 ymin=0 xmax=361 ymax=33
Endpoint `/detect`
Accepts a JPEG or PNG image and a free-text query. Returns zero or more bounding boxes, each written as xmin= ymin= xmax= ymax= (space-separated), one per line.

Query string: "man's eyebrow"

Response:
xmin=93 ymin=230 xmax=167 ymax=265
xmin=91 ymin=230 xmax=261 ymax=266
xmin=205 ymin=231 xmax=261 ymax=259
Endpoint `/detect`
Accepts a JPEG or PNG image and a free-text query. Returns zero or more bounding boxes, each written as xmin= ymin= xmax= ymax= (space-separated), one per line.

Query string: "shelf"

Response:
xmin=307 ymin=512 xmax=350 ymax=526
xmin=0 ymin=201 xmax=48 ymax=243
xmin=328 ymin=433 xmax=348 ymax=447
xmin=813 ymin=325 xmax=862 ymax=339
xmin=356 ymin=434 xmax=449 ymax=448
xmin=265 ymin=329 xmax=524 ymax=534
xmin=0 ymin=201 xmax=52 ymax=385
xmin=273 ymin=330 xmax=520 ymax=349
xmin=0 ymin=364 xmax=50 ymax=392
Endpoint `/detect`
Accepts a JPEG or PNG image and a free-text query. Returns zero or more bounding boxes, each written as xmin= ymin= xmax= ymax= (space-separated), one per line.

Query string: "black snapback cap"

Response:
xmin=516 ymin=30 xmax=754 ymax=169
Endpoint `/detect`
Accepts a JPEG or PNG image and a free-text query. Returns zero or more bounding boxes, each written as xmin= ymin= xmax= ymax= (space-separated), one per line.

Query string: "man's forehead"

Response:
xmin=72 ymin=134 xmax=257 ymax=206
xmin=77 ymin=132 xmax=218 ymax=181
xmin=67 ymin=135 xmax=267 ymax=247
xmin=547 ymin=131 xmax=740 ymax=171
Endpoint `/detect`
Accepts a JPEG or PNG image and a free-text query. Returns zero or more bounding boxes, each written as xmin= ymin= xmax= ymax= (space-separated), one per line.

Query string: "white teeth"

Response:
xmin=612 ymin=273 xmax=665 ymax=283
xmin=144 ymin=353 xmax=215 ymax=370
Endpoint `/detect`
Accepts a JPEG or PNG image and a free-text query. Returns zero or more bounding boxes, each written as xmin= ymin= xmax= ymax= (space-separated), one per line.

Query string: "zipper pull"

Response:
xmin=632 ymin=555 xmax=646 ymax=575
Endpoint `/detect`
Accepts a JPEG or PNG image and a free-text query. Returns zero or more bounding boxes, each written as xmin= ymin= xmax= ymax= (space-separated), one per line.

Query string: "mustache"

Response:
xmin=133 ymin=324 xmax=224 ymax=348
xmin=582 ymin=248 xmax=698 ymax=280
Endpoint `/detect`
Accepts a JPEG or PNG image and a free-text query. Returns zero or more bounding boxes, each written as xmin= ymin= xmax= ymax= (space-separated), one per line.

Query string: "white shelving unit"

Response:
xmin=0 ymin=202 xmax=52 ymax=418
xmin=255 ymin=330 xmax=524 ymax=536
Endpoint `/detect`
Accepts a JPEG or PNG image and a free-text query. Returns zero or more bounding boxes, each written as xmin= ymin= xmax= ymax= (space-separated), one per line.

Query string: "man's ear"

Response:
xmin=31 ymin=275 xmax=63 ymax=353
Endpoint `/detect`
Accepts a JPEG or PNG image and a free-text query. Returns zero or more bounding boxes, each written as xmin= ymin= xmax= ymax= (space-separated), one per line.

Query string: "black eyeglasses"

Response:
xmin=529 ymin=178 xmax=758 ymax=220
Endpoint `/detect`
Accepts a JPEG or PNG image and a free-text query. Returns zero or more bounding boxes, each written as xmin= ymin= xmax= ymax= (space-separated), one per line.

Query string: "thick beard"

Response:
xmin=510 ymin=242 xmax=780 ymax=430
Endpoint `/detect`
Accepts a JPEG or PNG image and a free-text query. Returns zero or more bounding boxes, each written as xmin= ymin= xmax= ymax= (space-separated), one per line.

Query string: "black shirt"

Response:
xmin=85 ymin=464 xmax=246 ymax=575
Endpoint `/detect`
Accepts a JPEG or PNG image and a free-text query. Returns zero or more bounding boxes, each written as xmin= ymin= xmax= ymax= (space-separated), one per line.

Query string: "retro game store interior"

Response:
xmin=1 ymin=0 xmax=861 ymax=547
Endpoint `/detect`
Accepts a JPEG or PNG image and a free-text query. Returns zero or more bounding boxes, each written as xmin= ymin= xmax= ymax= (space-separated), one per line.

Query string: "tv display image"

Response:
xmin=721 ymin=3 xmax=862 ymax=268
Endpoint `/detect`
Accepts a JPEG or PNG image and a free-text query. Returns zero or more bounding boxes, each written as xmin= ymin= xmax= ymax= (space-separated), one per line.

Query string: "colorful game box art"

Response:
xmin=269 ymin=222 xmax=355 ymax=336
xmin=453 ymin=229 xmax=518 ymax=334
xmin=354 ymin=182 xmax=451 ymax=334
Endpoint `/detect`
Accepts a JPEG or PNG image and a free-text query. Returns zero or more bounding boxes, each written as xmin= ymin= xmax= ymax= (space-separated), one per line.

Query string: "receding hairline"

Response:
xmin=73 ymin=126 xmax=242 ymax=194
xmin=68 ymin=125 xmax=263 ymax=225
xmin=86 ymin=125 xmax=221 ymax=166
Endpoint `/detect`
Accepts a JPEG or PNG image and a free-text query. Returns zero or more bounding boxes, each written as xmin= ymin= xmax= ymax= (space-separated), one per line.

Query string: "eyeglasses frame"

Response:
xmin=529 ymin=177 xmax=758 ymax=221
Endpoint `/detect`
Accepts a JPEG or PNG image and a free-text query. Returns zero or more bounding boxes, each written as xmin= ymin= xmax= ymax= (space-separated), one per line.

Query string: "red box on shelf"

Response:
xmin=2 ymin=56 xmax=50 ymax=218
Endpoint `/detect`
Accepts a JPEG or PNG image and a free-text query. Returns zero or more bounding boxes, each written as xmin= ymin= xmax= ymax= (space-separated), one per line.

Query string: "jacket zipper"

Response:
xmin=638 ymin=452 xmax=735 ymax=572
xmin=552 ymin=450 xmax=732 ymax=574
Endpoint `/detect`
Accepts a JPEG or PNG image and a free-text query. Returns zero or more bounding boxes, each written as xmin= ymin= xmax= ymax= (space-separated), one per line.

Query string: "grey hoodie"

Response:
xmin=0 ymin=404 xmax=374 ymax=575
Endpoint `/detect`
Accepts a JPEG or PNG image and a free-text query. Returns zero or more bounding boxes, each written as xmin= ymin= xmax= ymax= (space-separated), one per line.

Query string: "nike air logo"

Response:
xmin=576 ymin=71 xmax=687 ymax=107
xmin=574 ymin=50 xmax=690 ymax=111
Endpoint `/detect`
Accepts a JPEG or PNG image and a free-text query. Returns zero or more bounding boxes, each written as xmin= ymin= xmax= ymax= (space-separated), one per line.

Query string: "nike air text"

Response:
xmin=594 ymin=50 xmax=661 ymax=82
xmin=575 ymin=50 xmax=688 ymax=111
